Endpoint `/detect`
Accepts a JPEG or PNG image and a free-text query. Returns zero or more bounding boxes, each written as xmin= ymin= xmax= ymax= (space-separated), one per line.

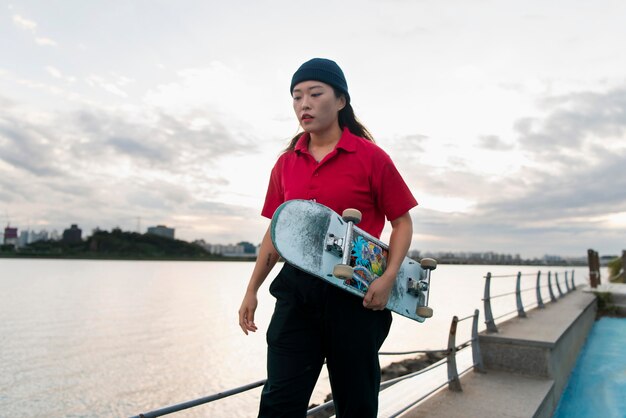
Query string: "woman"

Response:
xmin=238 ymin=58 xmax=417 ymax=418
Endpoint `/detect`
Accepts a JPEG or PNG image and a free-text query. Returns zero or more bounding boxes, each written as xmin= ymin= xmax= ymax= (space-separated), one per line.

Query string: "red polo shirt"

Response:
xmin=262 ymin=128 xmax=418 ymax=239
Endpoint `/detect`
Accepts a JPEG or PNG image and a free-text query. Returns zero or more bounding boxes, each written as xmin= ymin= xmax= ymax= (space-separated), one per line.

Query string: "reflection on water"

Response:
xmin=0 ymin=259 xmax=592 ymax=417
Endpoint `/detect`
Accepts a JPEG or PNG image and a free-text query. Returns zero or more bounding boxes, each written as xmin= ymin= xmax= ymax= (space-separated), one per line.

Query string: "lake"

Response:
xmin=0 ymin=259 xmax=594 ymax=418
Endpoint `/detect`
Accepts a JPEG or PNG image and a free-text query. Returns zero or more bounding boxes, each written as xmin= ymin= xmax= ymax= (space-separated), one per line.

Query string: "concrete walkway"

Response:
xmin=404 ymin=370 xmax=554 ymax=418
xmin=378 ymin=290 xmax=597 ymax=418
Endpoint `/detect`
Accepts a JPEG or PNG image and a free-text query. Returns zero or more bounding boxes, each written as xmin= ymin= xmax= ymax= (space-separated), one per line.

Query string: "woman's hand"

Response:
xmin=363 ymin=212 xmax=413 ymax=311
xmin=362 ymin=275 xmax=394 ymax=310
xmin=237 ymin=224 xmax=279 ymax=335
xmin=238 ymin=291 xmax=259 ymax=335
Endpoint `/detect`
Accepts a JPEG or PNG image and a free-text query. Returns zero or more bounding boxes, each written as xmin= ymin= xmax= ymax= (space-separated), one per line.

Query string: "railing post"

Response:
xmin=536 ymin=271 xmax=545 ymax=309
xmin=483 ymin=272 xmax=498 ymax=333
xmin=515 ymin=272 xmax=526 ymax=318
xmin=588 ymin=248 xmax=600 ymax=288
xmin=548 ymin=271 xmax=557 ymax=302
xmin=471 ymin=309 xmax=485 ymax=373
xmin=447 ymin=316 xmax=462 ymax=392
xmin=564 ymin=271 xmax=570 ymax=293
xmin=571 ymin=270 xmax=576 ymax=290
xmin=555 ymin=272 xmax=564 ymax=297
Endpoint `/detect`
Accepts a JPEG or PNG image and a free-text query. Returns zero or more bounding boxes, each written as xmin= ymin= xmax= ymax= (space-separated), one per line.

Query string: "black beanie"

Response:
xmin=290 ymin=58 xmax=350 ymax=103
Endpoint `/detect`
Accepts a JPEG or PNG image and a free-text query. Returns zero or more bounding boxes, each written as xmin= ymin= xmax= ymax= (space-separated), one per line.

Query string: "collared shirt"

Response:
xmin=262 ymin=127 xmax=418 ymax=238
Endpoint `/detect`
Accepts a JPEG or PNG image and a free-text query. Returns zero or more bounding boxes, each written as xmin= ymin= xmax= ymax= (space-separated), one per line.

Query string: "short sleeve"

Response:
xmin=261 ymin=159 xmax=285 ymax=219
xmin=372 ymin=157 xmax=418 ymax=221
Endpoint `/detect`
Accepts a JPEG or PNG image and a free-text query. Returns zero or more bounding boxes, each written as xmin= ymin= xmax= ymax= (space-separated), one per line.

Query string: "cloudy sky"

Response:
xmin=1 ymin=0 xmax=625 ymax=258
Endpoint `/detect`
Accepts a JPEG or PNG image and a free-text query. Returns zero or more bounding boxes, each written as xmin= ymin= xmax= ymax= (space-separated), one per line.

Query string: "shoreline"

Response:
xmin=0 ymin=254 xmax=257 ymax=262
xmin=0 ymin=254 xmax=587 ymax=267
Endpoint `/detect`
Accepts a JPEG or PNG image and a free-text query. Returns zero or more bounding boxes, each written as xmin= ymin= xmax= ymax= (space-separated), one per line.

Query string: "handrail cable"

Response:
xmin=485 ymin=272 xmax=534 ymax=278
xmin=457 ymin=314 xmax=475 ymax=322
xmin=132 ymin=291 xmax=492 ymax=417
xmin=379 ymin=348 xmax=447 ymax=356
xmin=492 ymin=309 xmax=519 ymax=322
xmin=308 ymin=356 xmax=453 ymax=416
xmin=387 ymin=360 xmax=475 ymax=418
xmin=131 ymin=379 xmax=266 ymax=418
xmin=379 ymin=356 xmax=448 ymax=390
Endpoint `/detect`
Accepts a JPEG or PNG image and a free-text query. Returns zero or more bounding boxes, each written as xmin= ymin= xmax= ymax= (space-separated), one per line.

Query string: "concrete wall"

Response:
xmin=478 ymin=291 xmax=597 ymax=417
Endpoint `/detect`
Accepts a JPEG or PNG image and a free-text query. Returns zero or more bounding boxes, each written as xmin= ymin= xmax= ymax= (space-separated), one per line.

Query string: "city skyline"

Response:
xmin=2 ymin=221 xmax=603 ymax=262
xmin=1 ymin=1 xmax=626 ymax=259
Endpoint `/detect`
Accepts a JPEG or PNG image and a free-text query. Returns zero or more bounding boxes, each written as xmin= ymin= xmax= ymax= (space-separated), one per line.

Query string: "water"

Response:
xmin=552 ymin=317 xmax=626 ymax=418
xmin=0 ymin=259 xmax=592 ymax=418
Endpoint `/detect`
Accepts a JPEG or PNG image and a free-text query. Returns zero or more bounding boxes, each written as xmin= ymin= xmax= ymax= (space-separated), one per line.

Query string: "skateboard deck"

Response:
xmin=270 ymin=199 xmax=435 ymax=322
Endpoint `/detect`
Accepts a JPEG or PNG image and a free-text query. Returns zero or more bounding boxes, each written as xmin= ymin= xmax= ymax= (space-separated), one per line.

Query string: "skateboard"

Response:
xmin=270 ymin=199 xmax=436 ymax=322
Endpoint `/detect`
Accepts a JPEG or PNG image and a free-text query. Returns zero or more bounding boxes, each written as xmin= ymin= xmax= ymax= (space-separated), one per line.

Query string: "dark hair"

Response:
xmin=284 ymin=89 xmax=374 ymax=152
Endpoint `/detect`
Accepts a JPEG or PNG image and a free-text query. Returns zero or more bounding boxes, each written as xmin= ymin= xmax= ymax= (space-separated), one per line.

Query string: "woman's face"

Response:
xmin=292 ymin=80 xmax=346 ymax=135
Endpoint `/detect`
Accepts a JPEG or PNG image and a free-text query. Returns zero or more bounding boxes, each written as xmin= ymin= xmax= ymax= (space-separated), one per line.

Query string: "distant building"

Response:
xmin=198 ymin=242 xmax=258 ymax=257
xmin=408 ymin=249 xmax=421 ymax=260
xmin=147 ymin=225 xmax=175 ymax=239
xmin=62 ymin=224 xmax=82 ymax=244
xmin=18 ymin=230 xmax=29 ymax=247
xmin=205 ymin=243 xmax=245 ymax=256
xmin=31 ymin=230 xmax=49 ymax=243
xmin=237 ymin=241 xmax=257 ymax=254
xmin=3 ymin=226 xmax=17 ymax=246
xmin=543 ymin=254 xmax=563 ymax=263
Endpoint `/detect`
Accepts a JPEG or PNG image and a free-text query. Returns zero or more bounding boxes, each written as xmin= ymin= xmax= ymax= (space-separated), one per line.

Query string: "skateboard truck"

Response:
xmin=407 ymin=278 xmax=429 ymax=296
xmin=415 ymin=258 xmax=437 ymax=318
xmin=325 ymin=234 xmax=344 ymax=258
xmin=332 ymin=208 xmax=363 ymax=280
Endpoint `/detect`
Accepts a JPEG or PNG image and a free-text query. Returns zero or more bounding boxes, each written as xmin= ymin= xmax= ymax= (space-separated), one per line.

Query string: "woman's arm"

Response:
xmin=362 ymin=212 xmax=413 ymax=310
xmin=238 ymin=224 xmax=280 ymax=334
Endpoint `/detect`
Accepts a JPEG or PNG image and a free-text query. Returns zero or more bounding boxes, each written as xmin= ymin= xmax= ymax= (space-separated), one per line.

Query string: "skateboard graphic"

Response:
xmin=270 ymin=199 xmax=436 ymax=322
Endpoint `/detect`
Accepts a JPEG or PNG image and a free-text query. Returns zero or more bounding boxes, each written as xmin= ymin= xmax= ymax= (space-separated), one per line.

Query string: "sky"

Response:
xmin=1 ymin=0 xmax=625 ymax=258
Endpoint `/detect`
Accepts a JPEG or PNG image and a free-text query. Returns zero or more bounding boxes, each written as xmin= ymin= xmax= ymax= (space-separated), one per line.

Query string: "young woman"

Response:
xmin=238 ymin=58 xmax=417 ymax=418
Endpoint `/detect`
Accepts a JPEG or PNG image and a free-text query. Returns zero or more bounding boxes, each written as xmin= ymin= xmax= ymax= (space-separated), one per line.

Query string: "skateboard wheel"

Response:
xmin=341 ymin=208 xmax=362 ymax=224
xmin=333 ymin=264 xmax=354 ymax=279
xmin=420 ymin=258 xmax=437 ymax=270
xmin=416 ymin=306 xmax=433 ymax=318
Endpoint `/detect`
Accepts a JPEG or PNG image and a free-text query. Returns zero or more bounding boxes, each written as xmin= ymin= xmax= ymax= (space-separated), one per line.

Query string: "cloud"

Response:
xmin=44 ymin=66 xmax=75 ymax=83
xmin=516 ymin=87 xmax=626 ymax=159
xmin=0 ymin=118 xmax=63 ymax=177
xmin=45 ymin=66 xmax=62 ymax=78
xmin=478 ymin=135 xmax=514 ymax=151
xmin=67 ymin=107 xmax=254 ymax=171
xmin=142 ymin=61 xmax=293 ymax=141
xmin=85 ymin=75 xmax=129 ymax=98
xmin=389 ymin=133 xmax=428 ymax=153
xmin=108 ymin=136 xmax=171 ymax=163
xmin=12 ymin=14 xmax=58 ymax=47
xmin=12 ymin=15 xmax=37 ymax=31
xmin=35 ymin=37 xmax=58 ymax=47
xmin=478 ymin=148 xmax=626 ymax=222
xmin=400 ymin=85 xmax=626 ymax=256
xmin=0 ymin=90 xmax=264 ymax=242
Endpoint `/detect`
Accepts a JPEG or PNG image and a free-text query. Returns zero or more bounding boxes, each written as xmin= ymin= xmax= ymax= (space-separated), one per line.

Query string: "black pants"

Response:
xmin=259 ymin=264 xmax=392 ymax=418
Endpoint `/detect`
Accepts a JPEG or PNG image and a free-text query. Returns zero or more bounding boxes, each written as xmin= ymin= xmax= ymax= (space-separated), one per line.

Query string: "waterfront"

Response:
xmin=553 ymin=316 xmax=626 ymax=418
xmin=0 ymin=259 xmax=595 ymax=418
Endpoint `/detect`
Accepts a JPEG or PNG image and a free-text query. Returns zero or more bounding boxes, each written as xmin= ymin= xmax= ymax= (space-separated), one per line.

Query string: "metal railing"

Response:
xmin=483 ymin=269 xmax=577 ymax=333
xmin=380 ymin=309 xmax=484 ymax=418
xmin=130 ymin=268 xmax=585 ymax=417
xmin=130 ymin=310 xmax=484 ymax=418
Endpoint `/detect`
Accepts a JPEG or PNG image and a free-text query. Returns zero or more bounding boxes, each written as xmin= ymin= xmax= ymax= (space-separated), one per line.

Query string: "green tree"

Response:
xmin=608 ymin=257 xmax=624 ymax=283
